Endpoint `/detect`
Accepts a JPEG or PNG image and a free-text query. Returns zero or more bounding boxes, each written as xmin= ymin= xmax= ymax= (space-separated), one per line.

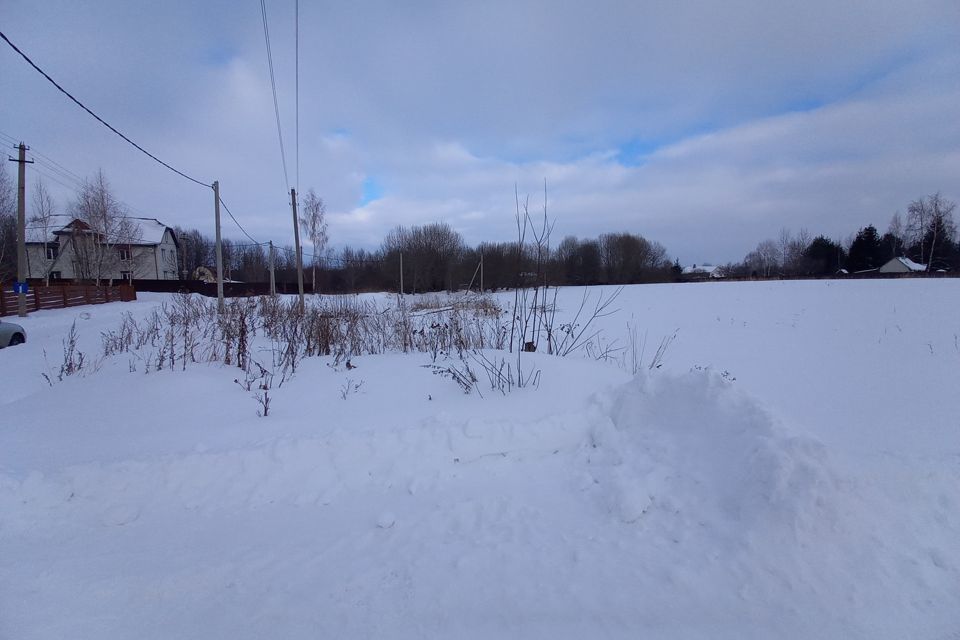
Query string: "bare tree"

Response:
xmin=888 ymin=211 xmax=903 ymax=242
xmin=905 ymin=198 xmax=930 ymax=265
xmin=382 ymin=222 xmax=465 ymax=293
xmin=777 ymin=228 xmax=793 ymax=270
xmin=750 ymin=239 xmax=780 ymax=276
xmin=29 ymin=177 xmax=60 ymax=285
xmin=783 ymin=228 xmax=810 ymax=275
xmin=298 ymin=189 xmax=328 ymax=293
xmin=0 ymin=164 xmax=16 ymax=281
xmin=906 ymin=193 xmax=956 ymax=270
xmin=71 ymin=170 xmax=141 ymax=284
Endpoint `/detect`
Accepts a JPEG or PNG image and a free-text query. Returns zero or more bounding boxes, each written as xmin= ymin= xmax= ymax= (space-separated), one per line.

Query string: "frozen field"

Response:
xmin=1 ymin=280 xmax=959 ymax=639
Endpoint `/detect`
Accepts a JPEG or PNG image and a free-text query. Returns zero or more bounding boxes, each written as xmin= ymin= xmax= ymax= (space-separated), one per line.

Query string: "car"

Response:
xmin=0 ymin=320 xmax=26 ymax=348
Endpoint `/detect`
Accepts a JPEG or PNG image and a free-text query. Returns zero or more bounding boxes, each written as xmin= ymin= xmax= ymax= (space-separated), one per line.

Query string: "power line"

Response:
xmin=218 ymin=195 xmax=263 ymax=246
xmin=5 ymin=135 xmax=163 ymax=220
xmin=30 ymin=165 xmax=79 ymax=193
xmin=0 ymin=131 xmax=20 ymax=147
xmin=0 ymin=29 xmax=211 ymax=189
xmin=1 ymin=133 xmax=84 ymax=189
xmin=0 ymin=131 xmax=86 ymax=185
xmin=259 ymin=0 xmax=290 ymax=191
xmin=5 ymin=131 xmax=267 ymax=247
xmin=33 ymin=158 xmax=83 ymax=188
xmin=222 ymin=241 xmax=269 ymax=249
xmin=277 ymin=245 xmax=385 ymax=266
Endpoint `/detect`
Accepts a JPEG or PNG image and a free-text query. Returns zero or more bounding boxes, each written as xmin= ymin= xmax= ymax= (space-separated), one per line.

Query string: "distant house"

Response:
xmin=25 ymin=215 xmax=180 ymax=283
xmin=681 ymin=263 xmax=724 ymax=280
xmin=878 ymin=257 xmax=926 ymax=274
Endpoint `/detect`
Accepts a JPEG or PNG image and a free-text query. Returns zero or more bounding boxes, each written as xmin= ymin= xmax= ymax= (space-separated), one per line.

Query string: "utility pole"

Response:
xmin=9 ymin=143 xmax=33 ymax=317
xmin=268 ymin=241 xmax=276 ymax=296
xmin=480 ymin=251 xmax=484 ymax=293
xmin=399 ymin=251 xmax=404 ymax=297
xmin=180 ymin=232 xmax=188 ymax=280
xmin=290 ymin=188 xmax=305 ymax=312
xmin=213 ymin=181 xmax=225 ymax=313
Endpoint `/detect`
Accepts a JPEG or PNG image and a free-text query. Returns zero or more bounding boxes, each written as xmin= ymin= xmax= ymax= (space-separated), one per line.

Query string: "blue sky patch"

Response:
xmin=360 ymin=176 xmax=384 ymax=205
xmin=201 ymin=44 xmax=236 ymax=66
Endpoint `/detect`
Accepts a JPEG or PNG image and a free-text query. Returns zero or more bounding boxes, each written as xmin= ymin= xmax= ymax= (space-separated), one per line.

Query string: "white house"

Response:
xmin=682 ymin=263 xmax=724 ymax=279
xmin=878 ymin=257 xmax=926 ymax=274
xmin=25 ymin=215 xmax=180 ymax=282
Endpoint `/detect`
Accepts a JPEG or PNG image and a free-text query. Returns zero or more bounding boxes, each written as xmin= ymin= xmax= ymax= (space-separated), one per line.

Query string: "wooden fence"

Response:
xmin=0 ymin=283 xmax=137 ymax=317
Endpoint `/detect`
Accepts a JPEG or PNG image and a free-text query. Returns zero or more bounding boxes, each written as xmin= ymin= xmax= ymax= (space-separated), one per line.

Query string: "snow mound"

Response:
xmin=586 ymin=369 xmax=837 ymax=544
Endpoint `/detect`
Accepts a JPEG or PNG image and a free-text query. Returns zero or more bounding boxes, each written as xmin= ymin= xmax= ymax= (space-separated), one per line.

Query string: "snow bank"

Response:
xmin=2 ymin=282 xmax=960 ymax=639
xmin=589 ymin=370 xmax=835 ymax=535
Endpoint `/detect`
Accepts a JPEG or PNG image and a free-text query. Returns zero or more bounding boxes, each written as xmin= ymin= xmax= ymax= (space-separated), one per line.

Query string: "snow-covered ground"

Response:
xmin=1 ymin=281 xmax=959 ymax=639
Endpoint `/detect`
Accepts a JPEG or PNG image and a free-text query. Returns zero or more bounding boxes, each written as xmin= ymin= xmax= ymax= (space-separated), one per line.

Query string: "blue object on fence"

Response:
xmin=13 ymin=282 xmax=29 ymax=294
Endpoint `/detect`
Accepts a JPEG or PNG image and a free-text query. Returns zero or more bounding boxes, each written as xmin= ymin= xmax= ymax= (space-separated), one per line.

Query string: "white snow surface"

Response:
xmin=2 ymin=281 xmax=959 ymax=639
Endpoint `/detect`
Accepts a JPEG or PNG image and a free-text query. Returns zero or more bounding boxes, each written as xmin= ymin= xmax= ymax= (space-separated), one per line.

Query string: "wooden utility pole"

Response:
xmin=399 ymin=251 xmax=404 ymax=297
xmin=213 ymin=181 xmax=225 ymax=313
xmin=268 ymin=240 xmax=276 ymax=296
xmin=180 ymin=232 xmax=188 ymax=279
xmin=9 ymin=143 xmax=33 ymax=317
xmin=290 ymin=188 xmax=305 ymax=312
xmin=480 ymin=251 xmax=484 ymax=293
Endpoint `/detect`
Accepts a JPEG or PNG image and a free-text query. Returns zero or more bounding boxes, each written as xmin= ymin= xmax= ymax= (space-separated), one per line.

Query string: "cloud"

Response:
xmin=331 ymin=47 xmax=960 ymax=261
xmin=1 ymin=0 xmax=957 ymax=263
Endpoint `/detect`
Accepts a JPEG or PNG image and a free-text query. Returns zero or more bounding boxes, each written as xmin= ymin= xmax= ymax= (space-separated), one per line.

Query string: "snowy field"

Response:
xmin=1 ymin=280 xmax=959 ymax=639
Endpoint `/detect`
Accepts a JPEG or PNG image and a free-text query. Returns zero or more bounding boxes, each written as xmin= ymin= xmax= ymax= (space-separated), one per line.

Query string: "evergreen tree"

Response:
xmin=879 ymin=232 xmax=903 ymax=261
xmin=846 ymin=225 xmax=883 ymax=272
xmin=802 ymin=236 xmax=846 ymax=275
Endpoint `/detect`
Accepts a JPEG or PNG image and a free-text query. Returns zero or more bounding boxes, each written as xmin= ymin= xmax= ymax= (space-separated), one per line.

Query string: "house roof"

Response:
xmin=682 ymin=263 xmax=722 ymax=276
xmin=889 ymin=257 xmax=927 ymax=272
xmin=25 ymin=215 xmax=174 ymax=246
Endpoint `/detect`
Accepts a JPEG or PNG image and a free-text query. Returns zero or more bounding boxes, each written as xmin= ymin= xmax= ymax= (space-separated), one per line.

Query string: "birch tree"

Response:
xmin=29 ymin=177 xmax=60 ymax=284
xmin=298 ymin=188 xmax=328 ymax=293
xmin=71 ymin=171 xmax=141 ymax=284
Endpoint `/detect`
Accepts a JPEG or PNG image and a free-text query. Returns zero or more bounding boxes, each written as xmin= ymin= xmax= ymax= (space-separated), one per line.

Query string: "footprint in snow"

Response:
xmin=100 ymin=503 xmax=141 ymax=527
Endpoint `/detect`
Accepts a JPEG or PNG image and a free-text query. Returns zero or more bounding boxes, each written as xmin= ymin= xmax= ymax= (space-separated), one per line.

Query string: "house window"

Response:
xmin=46 ymin=245 xmax=59 ymax=260
xmin=120 ymin=271 xmax=132 ymax=281
xmin=50 ymin=271 xmax=62 ymax=280
xmin=118 ymin=247 xmax=131 ymax=261
xmin=161 ymin=248 xmax=167 ymax=260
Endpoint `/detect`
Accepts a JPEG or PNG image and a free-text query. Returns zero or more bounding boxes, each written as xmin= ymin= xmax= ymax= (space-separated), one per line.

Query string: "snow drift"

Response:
xmin=2 ymin=282 xmax=959 ymax=639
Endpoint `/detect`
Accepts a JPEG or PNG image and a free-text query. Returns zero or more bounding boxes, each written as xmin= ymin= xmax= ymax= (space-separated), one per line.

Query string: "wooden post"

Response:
xmin=213 ymin=181 xmax=225 ymax=313
xmin=268 ymin=240 xmax=276 ymax=296
xmin=180 ymin=232 xmax=188 ymax=280
xmin=291 ymin=188 xmax=305 ymax=312
xmin=10 ymin=142 xmax=33 ymax=317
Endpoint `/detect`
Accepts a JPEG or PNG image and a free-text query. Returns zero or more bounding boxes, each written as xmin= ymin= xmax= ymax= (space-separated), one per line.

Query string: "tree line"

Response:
xmin=175 ymin=222 xmax=675 ymax=293
xmin=2 ymin=163 xmax=955 ymax=291
xmin=727 ymin=193 xmax=958 ymax=277
xmin=0 ymin=165 xmax=674 ymax=291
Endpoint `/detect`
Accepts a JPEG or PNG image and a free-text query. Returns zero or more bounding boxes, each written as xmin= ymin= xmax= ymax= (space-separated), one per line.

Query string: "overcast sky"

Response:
xmin=2 ymin=0 xmax=958 ymax=263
